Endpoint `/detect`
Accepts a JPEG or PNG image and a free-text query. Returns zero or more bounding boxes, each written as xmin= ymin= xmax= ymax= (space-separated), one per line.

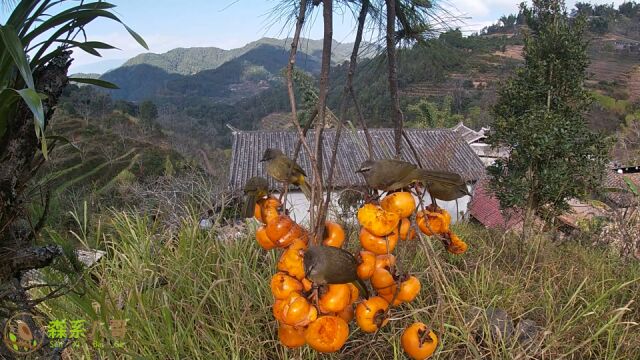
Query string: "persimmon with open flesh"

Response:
xmin=271 ymin=272 xmax=303 ymax=300
xmin=357 ymin=203 xmax=400 ymax=237
xmin=278 ymin=323 xmax=306 ymax=348
xmin=359 ymin=227 xmax=398 ymax=255
xmin=356 ymin=250 xmax=376 ymax=280
xmin=401 ymin=322 xmax=438 ymax=360
xmin=381 ymin=191 xmax=416 ymax=218
xmin=447 ymin=232 xmax=468 ymax=255
xmin=277 ymin=239 xmax=307 ymax=280
xmin=375 ymin=254 xmax=396 ymax=270
xmin=281 ymin=292 xmax=317 ymax=327
xmin=335 ymin=304 xmax=354 ymax=322
xmin=305 ymin=315 xmax=349 ymax=353
xmin=277 ymin=223 xmax=309 ymax=248
xmin=318 ymin=284 xmax=351 ymax=314
xmin=256 ymin=226 xmax=276 ymax=250
xmin=266 ymin=215 xmax=294 ymax=242
xmin=399 ymin=218 xmax=416 ymax=241
xmin=260 ymin=197 xmax=281 ymax=224
xmin=416 ymin=208 xmax=450 ymax=236
xmin=355 ymin=296 xmax=390 ymax=333
xmin=322 ymin=221 xmax=345 ymax=248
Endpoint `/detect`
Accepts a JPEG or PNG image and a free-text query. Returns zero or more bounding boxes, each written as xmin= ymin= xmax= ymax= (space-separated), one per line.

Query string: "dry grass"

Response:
xmin=37 ymin=208 xmax=640 ymax=359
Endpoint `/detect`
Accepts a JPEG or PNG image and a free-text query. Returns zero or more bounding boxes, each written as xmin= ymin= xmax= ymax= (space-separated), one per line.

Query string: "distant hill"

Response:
xmin=121 ymin=37 xmax=367 ymax=76
xmin=101 ymin=38 xmax=368 ymax=101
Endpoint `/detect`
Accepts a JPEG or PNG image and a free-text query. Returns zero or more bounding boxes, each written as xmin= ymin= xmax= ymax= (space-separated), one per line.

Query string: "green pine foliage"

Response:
xmin=487 ymin=0 xmax=610 ymax=218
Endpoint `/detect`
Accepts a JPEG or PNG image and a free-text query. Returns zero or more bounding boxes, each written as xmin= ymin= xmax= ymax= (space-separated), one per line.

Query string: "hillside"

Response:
xmin=121 ymin=37 xmax=366 ymax=75
xmin=102 ymin=37 xmax=370 ymax=101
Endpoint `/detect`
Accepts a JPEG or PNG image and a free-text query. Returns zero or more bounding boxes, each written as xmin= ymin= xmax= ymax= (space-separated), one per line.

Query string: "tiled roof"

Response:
xmin=468 ymin=177 xmax=525 ymax=231
xmin=451 ymin=122 xmax=486 ymax=144
xmin=603 ymin=170 xmax=640 ymax=208
xmin=229 ymin=128 xmax=486 ymax=192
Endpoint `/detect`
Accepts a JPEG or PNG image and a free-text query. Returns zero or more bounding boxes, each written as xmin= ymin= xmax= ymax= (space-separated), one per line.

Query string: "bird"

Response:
xmin=260 ymin=148 xmax=312 ymax=199
xmin=242 ymin=176 xmax=269 ymax=219
xmin=356 ymin=159 xmax=470 ymax=201
xmin=303 ymin=245 xmax=369 ymax=299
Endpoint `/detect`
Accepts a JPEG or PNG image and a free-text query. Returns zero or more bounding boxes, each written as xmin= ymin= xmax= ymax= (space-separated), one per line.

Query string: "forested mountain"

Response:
xmin=101 ymin=37 xmax=371 ymax=101
xmin=121 ymin=37 xmax=368 ymax=75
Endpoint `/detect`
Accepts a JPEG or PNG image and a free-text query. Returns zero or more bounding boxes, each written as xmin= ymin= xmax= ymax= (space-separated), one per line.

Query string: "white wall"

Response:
xmin=274 ymin=184 xmax=473 ymax=225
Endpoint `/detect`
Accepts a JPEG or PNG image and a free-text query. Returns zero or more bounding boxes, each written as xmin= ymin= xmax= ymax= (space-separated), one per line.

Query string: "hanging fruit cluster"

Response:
xmin=253 ymin=190 xmax=467 ymax=359
xmin=255 ymin=197 xmax=352 ymax=353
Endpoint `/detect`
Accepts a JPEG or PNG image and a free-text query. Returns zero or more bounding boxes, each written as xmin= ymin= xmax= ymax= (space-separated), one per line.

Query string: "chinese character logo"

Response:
xmin=2 ymin=312 xmax=46 ymax=354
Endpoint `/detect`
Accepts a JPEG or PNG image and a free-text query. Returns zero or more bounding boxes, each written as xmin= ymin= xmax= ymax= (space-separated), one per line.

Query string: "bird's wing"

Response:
xmin=284 ymin=157 xmax=307 ymax=177
xmin=419 ymin=169 xmax=465 ymax=186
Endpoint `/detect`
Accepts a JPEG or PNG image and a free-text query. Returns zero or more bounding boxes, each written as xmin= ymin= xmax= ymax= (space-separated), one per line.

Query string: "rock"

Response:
xmin=465 ymin=306 xmax=515 ymax=343
xmin=515 ymin=319 xmax=543 ymax=345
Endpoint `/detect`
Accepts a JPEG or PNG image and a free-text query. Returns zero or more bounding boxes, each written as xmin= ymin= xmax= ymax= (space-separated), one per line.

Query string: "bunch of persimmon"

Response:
xmin=253 ymin=196 xmax=354 ymax=353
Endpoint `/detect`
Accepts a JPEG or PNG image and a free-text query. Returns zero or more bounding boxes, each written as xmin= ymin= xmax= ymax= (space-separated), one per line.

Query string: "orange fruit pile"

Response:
xmin=254 ymin=197 xmax=352 ymax=352
xmin=253 ymin=191 xmax=462 ymax=358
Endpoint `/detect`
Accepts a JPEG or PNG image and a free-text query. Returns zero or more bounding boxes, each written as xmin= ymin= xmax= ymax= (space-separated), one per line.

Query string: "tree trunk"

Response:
xmin=385 ymin=0 xmax=403 ymax=158
xmin=312 ymin=0 xmax=333 ymax=239
xmin=0 ymin=53 xmax=70 ymax=282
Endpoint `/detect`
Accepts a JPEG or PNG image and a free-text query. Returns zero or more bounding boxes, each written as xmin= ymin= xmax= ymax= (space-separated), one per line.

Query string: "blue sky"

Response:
xmin=61 ymin=0 xmax=627 ymax=73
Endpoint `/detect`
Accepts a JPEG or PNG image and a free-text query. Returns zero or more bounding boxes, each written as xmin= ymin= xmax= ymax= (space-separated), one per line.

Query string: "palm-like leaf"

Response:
xmin=0 ymin=0 xmax=147 ymax=156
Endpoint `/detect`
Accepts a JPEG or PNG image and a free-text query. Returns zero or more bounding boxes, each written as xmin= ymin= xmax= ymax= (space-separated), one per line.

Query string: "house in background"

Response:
xmin=450 ymin=122 xmax=508 ymax=166
xmin=228 ymin=128 xmax=486 ymax=224
xmin=603 ymin=165 xmax=640 ymax=212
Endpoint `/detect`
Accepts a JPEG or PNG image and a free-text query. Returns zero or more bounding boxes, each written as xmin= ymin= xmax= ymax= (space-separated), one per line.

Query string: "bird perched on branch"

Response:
xmin=261 ymin=148 xmax=311 ymax=199
xmin=356 ymin=159 xmax=470 ymax=201
xmin=304 ymin=245 xmax=369 ymax=298
xmin=242 ymin=176 xmax=269 ymax=218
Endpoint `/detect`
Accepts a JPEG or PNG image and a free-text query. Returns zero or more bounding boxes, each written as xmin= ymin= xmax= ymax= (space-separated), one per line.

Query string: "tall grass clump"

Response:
xmin=38 ymin=210 xmax=639 ymax=359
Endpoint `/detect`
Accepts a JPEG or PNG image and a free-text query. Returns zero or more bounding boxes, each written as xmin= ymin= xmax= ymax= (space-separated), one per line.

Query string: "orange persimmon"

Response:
xmin=322 ymin=221 xmax=346 ymax=248
xmin=381 ymin=191 xmax=416 ymax=218
xmin=256 ymin=226 xmax=276 ymax=250
xmin=318 ymin=284 xmax=351 ymax=314
xmin=355 ymin=296 xmax=390 ymax=333
xmin=335 ymin=304 xmax=354 ymax=322
xmin=278 ymin=323 xmax=306 ymax=348
xmin=359 ymin=227 xmax=398 ymax=255
xmin=399 ymin=218 xmax=416 ymax=241
xmin=277 ymin=223 xmax=309 ymax=248
xmin=271 ymin=272 xmax=303 ymax=300
xmin=386 ymin=275 xmax=421 ymax=306
xmin=281 ymin=292 xmax=317 ymax=327
xmin=260 ymin=197 xmax=281 ymax=224
xmin=374 ymin=254 xmax=396 ymax=270
xmin=357 ymin=203 xmax=400 ymax=237
xmin=447 ymin=232 xmax=468 ymax=255
xmin=302 ymin=278 xmax=313 ymax=292
xmin=416 ymin=208 xmax=450 ymax=236
xmin=401 ymin=322 xmax=438 ymax=360
xmin=305 ymin=316 xmax=349 ymax=353
xmin=347 ymin=283 xmax=359 ymax=303
xmin=356 ymin=250 xmax=376 ymax=280
xmin=277 ymin=239 xmax=307 ymax=280
xmin=266 ymin=215 xmax=294 ymax=242
xmin=371 ymin=267 xmax=396 ymax=294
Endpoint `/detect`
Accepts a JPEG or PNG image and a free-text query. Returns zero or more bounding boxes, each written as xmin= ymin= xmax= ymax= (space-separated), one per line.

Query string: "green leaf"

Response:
xmin=68 ymin=77 xmax=119 ymax=89
xmin=124 ymin=24 xmax=149 ymax=50
xmin=0 ymin=24 xmax=35 ymax=89
xmin=15 ymin=88 xmax=46 ymax=131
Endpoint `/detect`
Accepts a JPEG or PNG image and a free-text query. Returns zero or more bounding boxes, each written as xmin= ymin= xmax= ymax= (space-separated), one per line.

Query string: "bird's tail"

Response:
xmin=353 ymin=279 xmax=370 ymax=299
xmin=417 ymin=168 xmax=465 ymax=186
xmin=298 ymin=177 xmax=312 ymax=200
xmin=243 ymin=194 xmax=257 ymax=219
